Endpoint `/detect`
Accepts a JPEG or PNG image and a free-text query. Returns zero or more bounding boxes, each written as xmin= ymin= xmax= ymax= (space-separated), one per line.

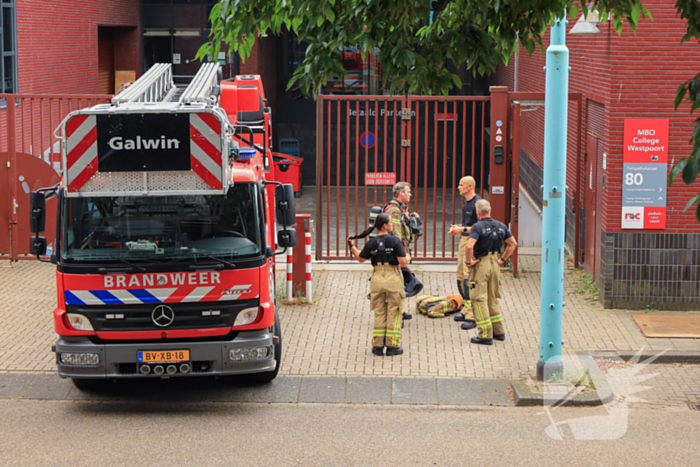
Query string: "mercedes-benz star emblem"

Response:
xmin=152 ymin=305 xmax=175 ymax=327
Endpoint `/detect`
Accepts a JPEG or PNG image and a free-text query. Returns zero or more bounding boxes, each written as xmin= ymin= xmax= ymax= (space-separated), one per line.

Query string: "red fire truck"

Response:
xmin=28 ymin=64 xmax=297 ymax=388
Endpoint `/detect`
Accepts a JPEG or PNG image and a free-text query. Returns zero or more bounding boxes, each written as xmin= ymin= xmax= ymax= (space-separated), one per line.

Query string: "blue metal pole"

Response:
xmin=537 ymin=16 xmax=569 ymax=381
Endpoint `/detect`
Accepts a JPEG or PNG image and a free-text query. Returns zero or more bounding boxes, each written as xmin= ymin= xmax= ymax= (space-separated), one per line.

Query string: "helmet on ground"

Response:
xmin=401 ymin=267 xmax=424 ymax=297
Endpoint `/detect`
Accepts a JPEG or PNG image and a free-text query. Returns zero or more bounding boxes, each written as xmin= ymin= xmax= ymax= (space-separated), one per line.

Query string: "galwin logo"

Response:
xmin=108 ymin=135 xmax=181 ymax=151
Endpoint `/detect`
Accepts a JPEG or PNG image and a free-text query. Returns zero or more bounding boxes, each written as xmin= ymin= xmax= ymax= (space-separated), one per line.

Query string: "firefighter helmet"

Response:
xmin=401 ymin=267 xmax=423 ymax=297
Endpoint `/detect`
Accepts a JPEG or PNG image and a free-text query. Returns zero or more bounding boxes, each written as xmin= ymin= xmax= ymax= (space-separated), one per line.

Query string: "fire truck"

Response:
xmin=28 ymin=63 xmax=297 ymax=388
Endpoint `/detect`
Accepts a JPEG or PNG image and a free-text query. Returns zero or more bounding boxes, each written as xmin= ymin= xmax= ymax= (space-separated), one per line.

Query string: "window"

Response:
xmin=142 ymin=0 xmax=233 ymax=81
xmin=0 ymin=1 xmax=16 ymax=93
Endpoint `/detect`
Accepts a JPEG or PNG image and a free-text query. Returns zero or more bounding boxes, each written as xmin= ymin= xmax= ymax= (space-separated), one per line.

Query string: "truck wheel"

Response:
xmin=71 ymin=378 xmax=101 ymax=391
xmin=251 ymin=309 xmax=282 ymax=384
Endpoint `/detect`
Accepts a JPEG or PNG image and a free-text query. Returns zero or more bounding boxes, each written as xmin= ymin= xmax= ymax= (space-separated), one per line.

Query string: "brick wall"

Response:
xmin=16 ymin=0 xmax=141 ymax=94
xmin=493 ymin=0 xmax=700 ymax=309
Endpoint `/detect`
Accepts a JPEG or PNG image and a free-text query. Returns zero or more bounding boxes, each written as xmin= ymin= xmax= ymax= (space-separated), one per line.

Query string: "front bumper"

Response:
xmin=53 ymin=329 xmax=277 ymax=379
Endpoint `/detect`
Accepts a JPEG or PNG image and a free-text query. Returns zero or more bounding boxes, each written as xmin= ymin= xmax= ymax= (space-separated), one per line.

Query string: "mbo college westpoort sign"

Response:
xmin=621 ymin=119 xmax=669 ymax=229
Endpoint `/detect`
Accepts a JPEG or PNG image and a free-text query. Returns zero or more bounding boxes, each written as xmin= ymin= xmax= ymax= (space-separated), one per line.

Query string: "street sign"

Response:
xmin=621 ymin=119 xmax=669 ymax=229
xmin=365 ymin=172 xmax=396 ymax=185
xmin=360 ymin=132 xmax=375 ymax=149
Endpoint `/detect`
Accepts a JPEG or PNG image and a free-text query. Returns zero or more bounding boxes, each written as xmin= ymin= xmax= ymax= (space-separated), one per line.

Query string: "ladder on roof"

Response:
xmin=112 ymin=63 xmax=175 ymax=104
xmin=111 ymin=62 xmax=222 ymax=105
xmin=180 ymin=63 xmax=222 ymax=104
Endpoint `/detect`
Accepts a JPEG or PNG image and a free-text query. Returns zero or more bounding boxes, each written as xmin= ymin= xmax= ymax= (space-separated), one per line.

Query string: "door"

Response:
xmin=584 ymin=134 xmax=598 ymax=276
xmin=98 ymin=28 xmax=114 ymax=95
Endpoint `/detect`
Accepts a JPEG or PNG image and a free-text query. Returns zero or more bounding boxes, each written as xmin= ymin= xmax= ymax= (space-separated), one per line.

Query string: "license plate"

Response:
xmin=138 ymin=350 xmax=190 ymax=364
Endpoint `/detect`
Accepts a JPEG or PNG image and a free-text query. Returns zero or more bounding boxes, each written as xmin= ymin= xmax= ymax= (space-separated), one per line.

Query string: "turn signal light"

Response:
xmin=233 ymin=307 xmax=258 ymax=327
xmin=67 ymin=313 xmax=94 ymax=331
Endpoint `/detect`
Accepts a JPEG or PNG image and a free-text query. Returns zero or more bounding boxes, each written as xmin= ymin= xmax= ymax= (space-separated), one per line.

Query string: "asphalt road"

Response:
xmin=1 ymin=400 xmax=697 ymax=466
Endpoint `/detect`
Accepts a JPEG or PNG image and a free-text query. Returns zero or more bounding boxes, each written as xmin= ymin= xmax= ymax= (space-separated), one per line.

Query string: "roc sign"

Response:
xmin=621 ymin=119 xmax=669 ymax=229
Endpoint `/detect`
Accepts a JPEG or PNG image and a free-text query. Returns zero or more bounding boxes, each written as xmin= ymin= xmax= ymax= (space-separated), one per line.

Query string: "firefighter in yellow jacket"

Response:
xmin=349 ymin=213 xmax=408 ymax=356
xmin=464 ymin=199 xmax=517 ymax=345
xmin=384 ymin=181 xmax=420 ymax=320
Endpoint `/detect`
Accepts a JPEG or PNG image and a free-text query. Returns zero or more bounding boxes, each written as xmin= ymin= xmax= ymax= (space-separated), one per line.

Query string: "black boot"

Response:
xmin=454 ymin=313 xmax=467 ymax=322
xmin=385 ymin=347 xmax=404 ymax=356
xmin=372 ymin=346 xmax=384 ymax=356
xmin=460 ymin=320 xmax=476 ymax=330
xmin=493 ymin=333 xmax=506 ymax=341
xmin=471 ymin=336 xmax=493 ymax=346
xmin=403 ymin=312 xmax=412 ymax=320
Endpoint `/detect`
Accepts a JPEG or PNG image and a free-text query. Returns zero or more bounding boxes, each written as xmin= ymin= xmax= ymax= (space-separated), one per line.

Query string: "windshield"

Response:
xmin=62 ymin=183 xmax=263 ymax=262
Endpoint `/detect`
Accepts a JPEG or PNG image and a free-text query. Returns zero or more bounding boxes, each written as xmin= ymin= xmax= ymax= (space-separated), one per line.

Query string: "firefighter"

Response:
xmin=384 ymin=181 xmax=421 ymax=320
xmin=464 ymin=199 xmax=517 ymax=345
xmin=349 ymin=213 xmax=408 ymax=356
xmin=447 ymin=176 xmax=482 ymax=330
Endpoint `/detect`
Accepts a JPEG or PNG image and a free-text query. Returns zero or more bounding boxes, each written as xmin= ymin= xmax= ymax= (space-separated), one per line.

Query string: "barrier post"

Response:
xmin=292 ymin=214 xmax=312 ymax=301
xmin=286 ymin=246 xmax=293 ymax=301
xmin=305 ymin=232 xmax=312 ymax=303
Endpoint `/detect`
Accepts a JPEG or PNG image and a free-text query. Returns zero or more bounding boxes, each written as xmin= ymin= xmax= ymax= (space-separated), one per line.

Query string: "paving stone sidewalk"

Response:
xmin=1 ymin=257 xmax=699 ymax=409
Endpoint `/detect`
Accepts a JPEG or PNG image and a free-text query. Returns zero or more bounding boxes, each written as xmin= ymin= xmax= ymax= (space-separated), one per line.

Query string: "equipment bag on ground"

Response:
xmin=416 ymin=295 xmax=463 ymax=318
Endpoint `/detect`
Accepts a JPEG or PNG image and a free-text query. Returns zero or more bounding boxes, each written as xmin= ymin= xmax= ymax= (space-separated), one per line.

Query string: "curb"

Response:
xmin=512 ymin=356 xmax=613 ymax=407
xmin=615 ymin=352 xmax=700 ymax=364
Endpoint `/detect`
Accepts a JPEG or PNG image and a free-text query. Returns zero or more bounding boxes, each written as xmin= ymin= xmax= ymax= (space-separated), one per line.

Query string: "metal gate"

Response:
xmin=316 ymin=95 xmax=490 ymax=261
xmin=316 ymin=94 xmax=491 ymax=261
xmin=1 ymin=94 xmax=111 ymax=260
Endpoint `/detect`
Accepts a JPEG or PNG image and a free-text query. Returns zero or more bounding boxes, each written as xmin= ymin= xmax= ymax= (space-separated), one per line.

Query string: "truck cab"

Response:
xmin=28 ymin=64 xmax=296 ymax=388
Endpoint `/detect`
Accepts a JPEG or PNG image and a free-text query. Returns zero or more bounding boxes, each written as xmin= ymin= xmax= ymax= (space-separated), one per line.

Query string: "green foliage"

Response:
xmin=575 ymin=272 xmax=599 ymax=300
xmin=672 ymin=1 xmax=700 ymax=223
xmin=198 ymin=0 xmax=647 ymax=97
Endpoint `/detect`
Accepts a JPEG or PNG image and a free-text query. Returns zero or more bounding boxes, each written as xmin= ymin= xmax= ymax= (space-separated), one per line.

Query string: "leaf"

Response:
xmin=220 ymin=0 xmax=229 ymax=22
xmin=317 ymin=15 xmax=324 ymax=27
xmin=524 ymin=39 xmax=535 ymax=56
xmin=569 ymin=5 xmax=579 ymax=20
xmin=631 ymin=6 xmax=640 ymax=27
xmin=682 ymin=156 xmax=700 ymax=184
xmin=684 ymin=193 xmax=700 ymax=211
xmin=675 ymin=81 xmax=689 ymax=109
xmin=324 ymin=5 xmax=335 ymax=23
xmin=669 ymin=158 xmax=688 ymax=186
xmin=404 ymin=50 xmax=415 ymax=67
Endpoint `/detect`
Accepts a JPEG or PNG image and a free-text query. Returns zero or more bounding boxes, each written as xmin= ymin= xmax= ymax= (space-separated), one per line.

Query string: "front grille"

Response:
xmin=67 ymin=299 xmax=258 ymax=332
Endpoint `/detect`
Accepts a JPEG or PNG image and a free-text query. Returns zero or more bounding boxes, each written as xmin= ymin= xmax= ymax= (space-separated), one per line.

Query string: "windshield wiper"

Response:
xmin=97 ymin=258 xmax=148 ymax=274
xmin=189 ymin=254 xmax=236 ymax=270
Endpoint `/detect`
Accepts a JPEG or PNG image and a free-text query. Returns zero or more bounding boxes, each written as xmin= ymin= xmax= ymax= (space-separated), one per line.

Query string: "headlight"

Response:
xmin=67 ymin=313 xmax=94 ymax=331
xmin=60 ymin=352 xmax=100 ymax=366
xmin=233 ymin=307 xmax=258 ymax=327
xmin=229 ymin=346 xmax=271 ymax=362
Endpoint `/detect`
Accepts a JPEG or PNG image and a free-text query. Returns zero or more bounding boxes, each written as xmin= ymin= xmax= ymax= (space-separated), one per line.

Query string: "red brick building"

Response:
xmin=491 ymin=0 xmax=700 ymax=309
xmin=16 ymin=0 xmax=140 ymax=94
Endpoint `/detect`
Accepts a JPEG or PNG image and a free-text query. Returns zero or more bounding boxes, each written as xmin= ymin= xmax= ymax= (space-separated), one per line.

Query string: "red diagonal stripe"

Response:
xmin=67 ymin=157 xmax=98 ymax=192
xmin=66 ymin=115 xmax=89 ymax=138
xmin=196 ymin=113 xmax=221 ymax=135
xmin=67 ymin=127 xmax=97 ymax=169
xmin=190 ymin=124 xmax=222 ymax=167
xmin=190 ymin=155 xmax=223 ymax=190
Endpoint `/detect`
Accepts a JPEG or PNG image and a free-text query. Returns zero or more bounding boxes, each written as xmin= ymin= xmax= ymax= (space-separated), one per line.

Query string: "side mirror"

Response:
xmin=30 ymin=236 xmax=47 ymax=256
xmin=30 ymin=191 xmax=46 ymax=234
xmin=275 ymin=184 xmax=296 ymax=226
xmin=277 ymin=229 xmax=298 ymax=248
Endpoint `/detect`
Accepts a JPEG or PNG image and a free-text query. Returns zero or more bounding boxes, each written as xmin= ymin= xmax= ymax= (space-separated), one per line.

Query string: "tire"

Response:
xmin=71 ymin=378 xmax=102 ymax=391
xmin=250 ymin=309 xmax=282 ymax=384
